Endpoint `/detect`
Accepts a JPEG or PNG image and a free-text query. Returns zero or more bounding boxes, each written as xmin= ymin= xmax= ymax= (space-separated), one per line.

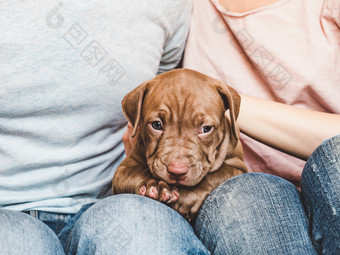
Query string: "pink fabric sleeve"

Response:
xmin=183 ymin=0 xmax=340 ymax=185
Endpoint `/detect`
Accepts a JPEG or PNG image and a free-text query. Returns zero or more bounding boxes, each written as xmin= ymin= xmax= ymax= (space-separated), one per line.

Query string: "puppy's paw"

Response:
xmin=171 ymin=188 xmax=209 ymax=223
xmin=138 ymin=180 xmax=179 ymax=204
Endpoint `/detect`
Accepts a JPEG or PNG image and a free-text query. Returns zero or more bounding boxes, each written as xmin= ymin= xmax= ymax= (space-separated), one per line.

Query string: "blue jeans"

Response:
xmin=1 ymin=135 xmax=339 ymax=254
xmin=0 ymin=196 xmax=208 ymax=255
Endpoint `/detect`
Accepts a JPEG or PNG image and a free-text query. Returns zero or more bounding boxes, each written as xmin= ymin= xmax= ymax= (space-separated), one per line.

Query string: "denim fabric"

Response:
xmin=62 ymin=194 xmax=209 ymax=255
xmin=195 ymin=173 xmax=317 ymax=255
xmin=0 ymin=195 xmax=208 ymax=255
xmin=0 ymin=209 xmax=64 ymax=255
xmin=1 ymin=135 xmax=340 ymax=254
xmin=58 ymin=203 xmax=94 ymax=247
xmin=195 ymin=135 xmax=340 ymax=255
xmin=24 ymin=210 xmax=76 ymax=237
xmin=301 ymin=135 xmax=340 ymax=254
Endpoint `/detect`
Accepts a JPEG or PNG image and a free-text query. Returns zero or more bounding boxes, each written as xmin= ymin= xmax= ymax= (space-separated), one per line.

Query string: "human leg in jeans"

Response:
xmin=195 ymin=135 xmax=340 ymax=254
xmin=195 ymin=173 xmax=317 ymax=255
xmin=301 ymin=135 xmax=340 ymax=254
xmin=1 ymin=194 xmax=209 ymax=255
xmin=62 ymin=194 xmax=209 ymax=255
xmin=0 ymin=209 xmax=64 ymax=255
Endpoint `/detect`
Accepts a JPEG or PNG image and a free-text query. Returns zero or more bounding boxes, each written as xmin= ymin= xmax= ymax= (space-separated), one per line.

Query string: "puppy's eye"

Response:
xmin=151 ymin=121 xmax=163 ymax=130
xmin=199 ymin=126 xmax=213 ymax=134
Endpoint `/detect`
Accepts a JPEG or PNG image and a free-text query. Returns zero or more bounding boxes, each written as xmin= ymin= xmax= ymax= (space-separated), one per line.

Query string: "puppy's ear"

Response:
xmin=215 ymin=82 xmax=241 ymax=139
xmin=122 ymin=81 xmax=149 ymax=138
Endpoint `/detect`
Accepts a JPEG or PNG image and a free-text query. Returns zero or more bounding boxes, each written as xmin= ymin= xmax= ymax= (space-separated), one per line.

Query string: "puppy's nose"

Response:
xmin=167 ymin=160 xmax=189 ymax=176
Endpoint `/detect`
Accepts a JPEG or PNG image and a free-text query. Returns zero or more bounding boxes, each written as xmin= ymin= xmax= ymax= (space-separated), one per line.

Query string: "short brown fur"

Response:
xmin=112 ymin=69 xmax=247 ymax=223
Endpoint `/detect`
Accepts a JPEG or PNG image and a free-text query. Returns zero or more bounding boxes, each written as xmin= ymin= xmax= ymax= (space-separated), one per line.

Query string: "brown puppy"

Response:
xmin=112 ymin=69 xmax=247 ymax=222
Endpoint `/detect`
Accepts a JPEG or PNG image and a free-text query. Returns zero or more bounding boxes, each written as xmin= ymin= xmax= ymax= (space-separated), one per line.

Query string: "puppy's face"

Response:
xmin=123 ymin=69 xmax=240 ymax=187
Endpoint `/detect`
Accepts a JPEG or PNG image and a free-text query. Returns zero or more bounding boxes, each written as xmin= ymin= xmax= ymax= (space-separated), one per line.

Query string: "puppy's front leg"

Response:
xmin=112 ymin=156 xmax=151 ymax=195
xmin=171 ymin=185 xmax=211 ymax=224
xmin=171 ymin=163 xmax=245 ymax=223
xmin=112 ymin=149 xmax=179 ymax=203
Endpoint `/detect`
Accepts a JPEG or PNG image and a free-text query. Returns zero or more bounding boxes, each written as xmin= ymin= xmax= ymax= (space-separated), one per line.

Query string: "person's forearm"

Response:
xmin=238 ymin=94 xmax=340 ymax=160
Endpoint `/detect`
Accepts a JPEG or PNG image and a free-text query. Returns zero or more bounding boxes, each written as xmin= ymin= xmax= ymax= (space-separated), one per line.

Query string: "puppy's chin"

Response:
xmin=166 ymin=173 xmax=189 ymax=186
xmin=148 ymin=157 xmax=209 ymax=187
xmin=160 ymin=171 xmax=204 ymax=187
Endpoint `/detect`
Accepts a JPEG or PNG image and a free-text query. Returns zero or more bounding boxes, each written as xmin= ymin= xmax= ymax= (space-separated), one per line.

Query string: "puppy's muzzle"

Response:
xmin=167 ymin=159 xmax=189 ymax=180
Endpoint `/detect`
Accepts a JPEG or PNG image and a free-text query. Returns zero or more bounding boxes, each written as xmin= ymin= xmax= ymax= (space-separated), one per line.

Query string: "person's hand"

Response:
xmin=122 ymin=122 xmax=138 ymax=155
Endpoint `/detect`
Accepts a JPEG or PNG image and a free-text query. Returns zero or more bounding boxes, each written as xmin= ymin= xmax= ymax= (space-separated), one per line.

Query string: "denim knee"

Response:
xmin=195 ymin=173 xmax=316 ymax=255
xmin=301 ymin=135 xmax=340 ymax=254
xmin=65 ymin=194 xmax=209 ymax=255
xmin=302 ymin=135 xmax=340 ymax=187
xmin=0 ymin=209 xmax=64 ymax=255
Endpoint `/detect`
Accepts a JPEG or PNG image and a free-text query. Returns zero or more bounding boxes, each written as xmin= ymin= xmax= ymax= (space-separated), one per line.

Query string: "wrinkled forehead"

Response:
xmin=142 ymin=74 xmax=225 ymax=123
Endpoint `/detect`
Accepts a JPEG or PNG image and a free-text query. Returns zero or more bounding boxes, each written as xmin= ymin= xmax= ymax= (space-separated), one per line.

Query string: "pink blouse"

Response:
xmin=183 ymin=0 xmax=340 ymax=184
